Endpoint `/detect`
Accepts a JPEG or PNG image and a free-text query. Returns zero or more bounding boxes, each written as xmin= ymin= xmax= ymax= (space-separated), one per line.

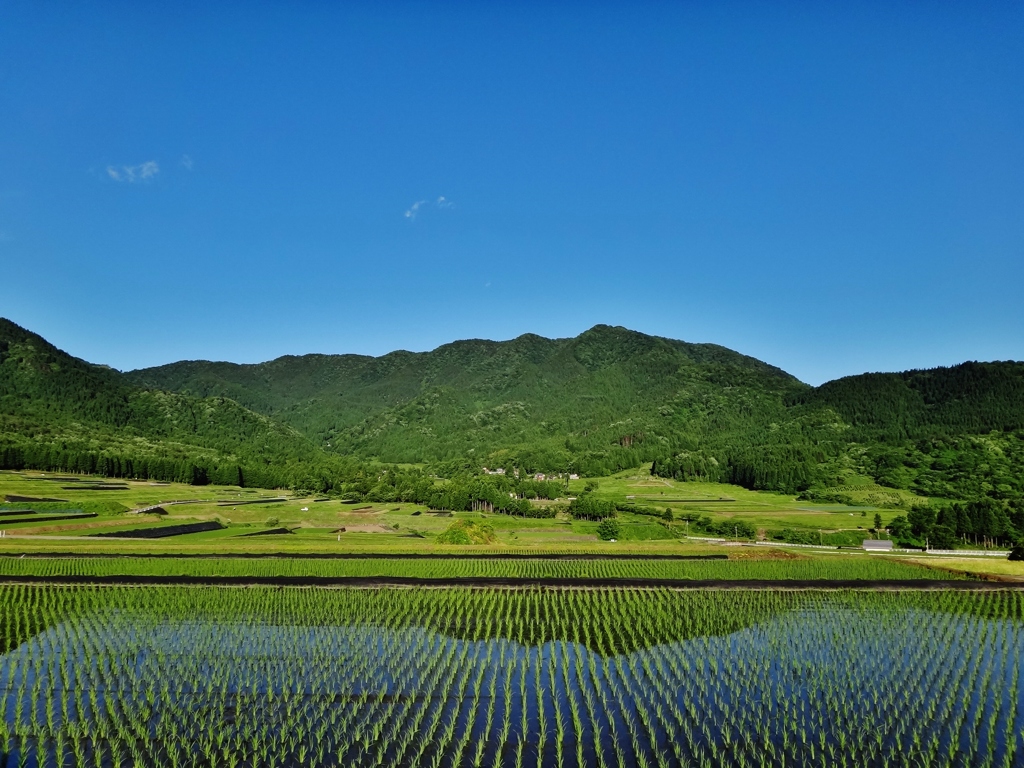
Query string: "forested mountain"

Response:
xmin=788 ymin=362 xmax=1024 ymax=502
xmin=794 ymin=362 xmax=1024 ymax=438
xmin=0 ymin=318 xmax=335 ymax=487
xmin=3 ymin=317 xmax=1023 ymax=505
xmin=127 ymin=325 xmax=810 ymax=474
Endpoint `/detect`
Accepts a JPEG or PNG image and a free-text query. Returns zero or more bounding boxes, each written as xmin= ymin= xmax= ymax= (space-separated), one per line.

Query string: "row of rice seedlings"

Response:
xmin=0 ymin=556 xmax=957 ymax=581
xmin=0 ymin=586 xmax=1020 ymax=766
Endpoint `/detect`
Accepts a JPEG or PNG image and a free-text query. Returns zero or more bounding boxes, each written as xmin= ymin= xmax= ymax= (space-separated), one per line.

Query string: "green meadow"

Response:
xmin=1 ymin=469 xmax=1020 ymax=583
xmin=0 ymin=468 xmax=915 ymax=553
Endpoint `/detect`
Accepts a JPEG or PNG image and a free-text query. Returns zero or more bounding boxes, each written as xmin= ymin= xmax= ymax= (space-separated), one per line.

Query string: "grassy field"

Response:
xmin=1 ymin=469 xmax=1017 ymax=580
xmin=0 ymin=468 xmax=917 ymax=544
xmin=568 ymin=468 xmax=927 ymax=532
xmin=897 ymin=555 xmax=1024 ymax=581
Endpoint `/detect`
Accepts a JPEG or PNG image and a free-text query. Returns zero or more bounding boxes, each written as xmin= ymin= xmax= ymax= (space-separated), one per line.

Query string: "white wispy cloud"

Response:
xmin=404 ymin=199 xmax=427 ymax=220
xmin=405 ymin=196 xmax=455 ymax=220
xmin=106 ymin=161 xmax=159 ymax=183
xmin=181 ymin=154 xmax=194 ymax=171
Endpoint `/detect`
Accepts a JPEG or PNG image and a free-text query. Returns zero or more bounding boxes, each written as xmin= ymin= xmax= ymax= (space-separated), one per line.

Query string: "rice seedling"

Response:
xmin=0 ymin=555 xmax=961 ymax=582
xmin=0 ymin=585 xmax=1019 ymax=766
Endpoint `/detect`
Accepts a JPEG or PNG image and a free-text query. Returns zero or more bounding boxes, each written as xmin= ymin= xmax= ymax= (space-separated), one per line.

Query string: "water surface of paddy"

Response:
xmin=0 ymin=586 xmax=1021 ymax=767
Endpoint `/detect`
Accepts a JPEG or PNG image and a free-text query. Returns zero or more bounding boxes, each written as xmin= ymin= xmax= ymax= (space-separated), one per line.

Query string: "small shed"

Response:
xmin=863 ymin=539 xmax=894 ymax=552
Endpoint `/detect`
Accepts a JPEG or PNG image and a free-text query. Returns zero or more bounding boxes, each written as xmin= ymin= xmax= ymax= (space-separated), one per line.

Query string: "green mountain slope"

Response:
xmin=126 ymin=324 xmax=1024 ymax=501
xmin=789 ymin=362 xmax=1024 ymax=501
xmin=4 ymin=317 xmax=1023 ymax=504
xmin=128 ymin=325 xmax=811 ymax=474
xmin=0 ymin=318 xmax=324 ymax=485
xmin=794 ymin=362 xmax=1024 ymax=438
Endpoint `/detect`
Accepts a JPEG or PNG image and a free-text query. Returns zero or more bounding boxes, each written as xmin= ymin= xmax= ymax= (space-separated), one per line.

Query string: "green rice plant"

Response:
xmin=0 ymin=585 xmax=1021 ymax=766
xmin=0 ymin=553 xmax=967 ymax=582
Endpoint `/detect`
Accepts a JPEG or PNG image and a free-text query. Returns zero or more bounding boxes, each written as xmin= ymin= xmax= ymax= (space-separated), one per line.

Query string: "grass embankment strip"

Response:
xmin=0 ymin=552 xmax=733 ymax=560
xmin=895 ymin=556 xmax=1024 ymax=582
xmin=0 ymin=575 xmax=1000 ymax=589
xmin=0 ymin=513 xmax=97 ymax=525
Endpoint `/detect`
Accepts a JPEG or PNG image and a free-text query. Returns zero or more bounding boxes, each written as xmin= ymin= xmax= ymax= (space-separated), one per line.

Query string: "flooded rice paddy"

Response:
xmin=0 ymin=585 xmax=1021 ymax=767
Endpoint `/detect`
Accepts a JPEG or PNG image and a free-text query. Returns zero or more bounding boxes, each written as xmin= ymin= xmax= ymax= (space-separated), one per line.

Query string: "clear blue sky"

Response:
xmin=2 ymin=1 xmax=1022 ymax=385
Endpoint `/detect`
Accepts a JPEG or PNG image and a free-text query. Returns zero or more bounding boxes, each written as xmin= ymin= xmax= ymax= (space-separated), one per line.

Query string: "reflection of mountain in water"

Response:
xmin=0 ymin=586 xmax=795 ymax=657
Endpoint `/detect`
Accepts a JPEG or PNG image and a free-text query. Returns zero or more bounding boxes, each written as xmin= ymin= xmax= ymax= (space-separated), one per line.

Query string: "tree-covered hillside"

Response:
xmin=794 ymin=362 xmax=1024 ymax=439
xmin=4 ymin=317 xmax=1023 ymax=506
xmin=654 ymin=362 xmax=1024 ymax=503
xmin=790 ymin=362 xmax=1024 ymax=503
xmin=0 ymin=318 xmax=331 ymax=487
xmin=128 ymin=325 xmax=811 ymax=475
xmin=126 ymin=324 xmax=1024 ymax=501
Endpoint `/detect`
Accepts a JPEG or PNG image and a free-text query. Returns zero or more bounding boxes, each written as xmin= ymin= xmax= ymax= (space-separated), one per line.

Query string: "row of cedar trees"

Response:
xmin=651 ymin=444 xmax=829 ymax=495
xmin=891 ymin=499 xmax=1024 ymax=550
xmin=0 ymin=444 xmax=278 ymax=489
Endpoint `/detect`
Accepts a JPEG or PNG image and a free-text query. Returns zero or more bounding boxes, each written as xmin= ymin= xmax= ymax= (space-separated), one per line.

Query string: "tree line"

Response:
xmin=889 ymin=498 xmax=1024 ymax=550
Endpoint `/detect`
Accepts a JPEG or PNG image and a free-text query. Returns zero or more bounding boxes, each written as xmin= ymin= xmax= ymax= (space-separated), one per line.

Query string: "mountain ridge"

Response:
xmin=3 ymin=316 xmax=1024 ymax=502
xmin=125 ymin=323 xmax=809 ymax=470
xmin=0 ymin=317 xmax=325 ymax=487
xmin=126 ymin=324 xmax=799 ymax=380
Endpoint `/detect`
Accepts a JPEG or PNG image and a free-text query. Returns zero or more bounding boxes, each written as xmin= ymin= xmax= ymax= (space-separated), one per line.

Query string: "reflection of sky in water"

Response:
xmin=1 ymin=607 xmax=1023 ymax=767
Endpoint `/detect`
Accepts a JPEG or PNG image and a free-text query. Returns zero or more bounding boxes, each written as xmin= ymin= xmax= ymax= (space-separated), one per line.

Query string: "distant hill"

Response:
xmin=785 ymin=362 xmax=1024 ymax=502
xmin=0 ymin=318 xmax=324 ymax=487
xmin=794 ymin=362 xmax=1024 ymax=438
xmin=4 ymin=317 xmax=1023 ymax=502
xmin=127 ymin=324 xmax=810 ymax=473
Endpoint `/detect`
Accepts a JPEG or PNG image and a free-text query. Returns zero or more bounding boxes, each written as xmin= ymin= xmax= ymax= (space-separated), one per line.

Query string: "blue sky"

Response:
xmin=2 ymin=1 xmax=1022 ymax=385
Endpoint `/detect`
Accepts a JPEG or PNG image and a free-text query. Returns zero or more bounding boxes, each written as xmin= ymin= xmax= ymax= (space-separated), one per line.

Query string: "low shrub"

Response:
xmin=796 ymin=488 xmax=857 ymax=505
xmin=614 ymin=501 xmax=667 ymax=518
xmin=767 ymin=528 xmax=868 ymax=547
xmin=596 ymin=519 xmax=620 ymax=541
xmin=436 ymin=520 xmax=497 ymax=545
